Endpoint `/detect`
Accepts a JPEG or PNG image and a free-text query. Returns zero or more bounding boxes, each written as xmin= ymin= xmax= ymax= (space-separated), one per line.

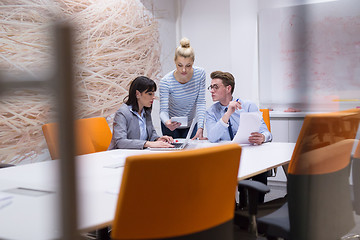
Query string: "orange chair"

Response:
xmin=111 ymin=144 xmax=241 ymax=240
xmin=42 ymin=117 xmax=112 ymax=160
xmin=260 ymin=108 xmax=277 ymax=177
xmin=260 ymin=108 xmax=271 ymax=132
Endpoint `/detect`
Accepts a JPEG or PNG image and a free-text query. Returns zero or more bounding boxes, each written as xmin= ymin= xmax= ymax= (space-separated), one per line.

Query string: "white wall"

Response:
xmin=229 ymin=0 xmax=259 ymax=102
xmin=142 ymin=0 xmax=178 ymax=77
xmin=142 ymin=0 xmax=178 ymax=134
xmin=170 ymin=0 xmax=260 ymax=107
xmin=151 ymin=0 xmax=259 ymax=136
xmin=149 ymin=0 xmax=336 ymax=136
xmin=180 ymin=0 xmax=232 ymax=108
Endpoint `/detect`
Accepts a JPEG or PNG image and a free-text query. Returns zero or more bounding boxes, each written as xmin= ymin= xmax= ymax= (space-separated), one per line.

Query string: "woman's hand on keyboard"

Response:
xmin=157 ymin=136 xmax=174 ymax=143
xmin=144 ymin=141 xmax=174 ymax=148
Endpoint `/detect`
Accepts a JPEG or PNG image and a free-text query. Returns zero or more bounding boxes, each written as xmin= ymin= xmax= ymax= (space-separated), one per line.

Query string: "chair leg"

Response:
xmin=249 ymin=214 xmax=258 ymax=237
xmin=282 ymin=164 xmax=289 ymax=180
xmin=247 ymin=189 xmax=260 ymax=237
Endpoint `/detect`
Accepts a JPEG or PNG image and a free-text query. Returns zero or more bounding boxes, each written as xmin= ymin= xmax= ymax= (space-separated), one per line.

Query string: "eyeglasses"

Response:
xmin=207 ymin=84 xmax=223 ymax=91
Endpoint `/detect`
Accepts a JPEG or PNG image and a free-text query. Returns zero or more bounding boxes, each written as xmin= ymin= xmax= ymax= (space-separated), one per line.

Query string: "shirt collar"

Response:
xmin=128 ymin=105 xmax=145 ymax=118
xmin=217 ymin=97 xmax=237 ymax=111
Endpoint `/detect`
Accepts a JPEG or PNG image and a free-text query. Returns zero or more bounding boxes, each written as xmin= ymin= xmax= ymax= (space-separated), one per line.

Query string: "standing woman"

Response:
xmin=159 ymin=37 xmax=207 ymax=139
xmin=108 ymin=76 xmax=174 ymax=149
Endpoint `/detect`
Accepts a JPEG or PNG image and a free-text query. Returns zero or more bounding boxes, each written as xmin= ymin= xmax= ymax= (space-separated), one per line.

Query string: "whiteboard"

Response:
xmin=259 ymin=0 xmax=360 ymax=110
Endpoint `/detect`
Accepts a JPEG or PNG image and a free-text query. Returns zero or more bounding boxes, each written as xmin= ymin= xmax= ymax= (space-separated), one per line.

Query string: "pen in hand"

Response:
xmin=235 ymin=98 xmax=242 ymax=110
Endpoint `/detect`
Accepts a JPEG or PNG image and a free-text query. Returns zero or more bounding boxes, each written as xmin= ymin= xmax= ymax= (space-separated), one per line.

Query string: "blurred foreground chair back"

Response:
xmin=111 ymin=144 xmax=242 ymax=240
xmin=42 ymin=117 xmax=112 ymax=160
xmin=258 ymin=109 xmax=360 ymax=240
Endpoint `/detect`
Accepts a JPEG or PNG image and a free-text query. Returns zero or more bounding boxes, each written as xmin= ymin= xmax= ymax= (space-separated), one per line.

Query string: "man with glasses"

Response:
xmin=205 ymin=71 xmax=271 ymax=144
xmin=205 ymin=71 xmax=272 ymax=204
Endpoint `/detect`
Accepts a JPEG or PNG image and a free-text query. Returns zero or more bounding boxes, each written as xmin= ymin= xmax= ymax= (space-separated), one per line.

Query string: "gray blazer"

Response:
xmin=108 ymin=104 xmax=159 ymax=149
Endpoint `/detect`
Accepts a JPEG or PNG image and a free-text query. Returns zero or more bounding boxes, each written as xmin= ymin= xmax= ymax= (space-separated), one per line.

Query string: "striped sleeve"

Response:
xmin=159 ymin=71 xmax=173 ymax=124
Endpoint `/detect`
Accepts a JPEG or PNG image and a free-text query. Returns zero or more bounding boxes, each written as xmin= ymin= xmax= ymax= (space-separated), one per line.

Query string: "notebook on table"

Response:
xmin=149 ymin=117 xmax=196 ymax=151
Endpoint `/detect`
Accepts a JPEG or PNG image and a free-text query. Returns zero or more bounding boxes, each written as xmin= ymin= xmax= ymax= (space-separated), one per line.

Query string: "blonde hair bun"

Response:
xmin=174 ymin=37 xmax=194 ymax=61
xmin=180 ymin=37 xmax=190 ymax=48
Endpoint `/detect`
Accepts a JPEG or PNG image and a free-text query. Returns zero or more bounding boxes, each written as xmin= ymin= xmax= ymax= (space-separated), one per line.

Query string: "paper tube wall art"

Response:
xmin=0 ymin=0 xmax=161 ymax=163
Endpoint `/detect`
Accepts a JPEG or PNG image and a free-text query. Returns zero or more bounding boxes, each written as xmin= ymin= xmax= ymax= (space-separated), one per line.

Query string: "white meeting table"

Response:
xmin=0 ymin=141 xmax=295 ymax=240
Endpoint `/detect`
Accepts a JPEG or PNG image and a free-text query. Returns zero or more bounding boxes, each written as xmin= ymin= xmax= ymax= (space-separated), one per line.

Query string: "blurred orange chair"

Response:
xmin=260 ymin=108 xmax=271 ymax=132
xmin=256 ymin=109 xmax=360 ymax=239
xmin=260 ymin=108 xmax=276 ymax=177
xmin=111 ymin=144 xmax=241 ymax=240
xmin=42 ymin=117 xmax=112 ymax=160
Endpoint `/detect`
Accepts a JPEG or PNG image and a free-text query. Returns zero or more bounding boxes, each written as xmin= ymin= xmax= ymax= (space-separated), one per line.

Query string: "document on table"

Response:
xmin=232 ymin=112 xmax=262 ymax=144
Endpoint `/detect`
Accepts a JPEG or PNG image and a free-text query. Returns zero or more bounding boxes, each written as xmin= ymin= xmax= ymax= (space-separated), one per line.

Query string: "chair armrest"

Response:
xmin=238 ymin=180 xmax=270 ymax=216
xmin=238 ymin=180 xmax=270 ymax=194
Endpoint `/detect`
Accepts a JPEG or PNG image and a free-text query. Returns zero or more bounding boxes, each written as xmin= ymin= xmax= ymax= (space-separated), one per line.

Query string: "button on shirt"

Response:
xmin=129 ymin=106 xmax=148 ymax=141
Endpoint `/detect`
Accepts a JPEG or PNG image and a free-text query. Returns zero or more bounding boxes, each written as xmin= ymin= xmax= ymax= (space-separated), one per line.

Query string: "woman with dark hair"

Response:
xmin=108 ymin=76 xmax=174 ymax=149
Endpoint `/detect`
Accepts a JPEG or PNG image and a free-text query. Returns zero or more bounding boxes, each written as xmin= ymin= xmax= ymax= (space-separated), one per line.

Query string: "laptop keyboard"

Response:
xmin=171 ymin=142 xmax=183 ymax=148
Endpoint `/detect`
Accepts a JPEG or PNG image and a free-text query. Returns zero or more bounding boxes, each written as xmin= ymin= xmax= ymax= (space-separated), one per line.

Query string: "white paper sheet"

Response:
xmin=232 ymin=112 xmax=262 ymax=144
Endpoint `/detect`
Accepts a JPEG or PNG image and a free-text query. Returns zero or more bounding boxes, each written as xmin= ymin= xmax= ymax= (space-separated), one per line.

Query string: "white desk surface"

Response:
xmin=0 ymin=141 xmax=295 ymax=240
xmin=269 ymin=111 xmax=326 ymax=118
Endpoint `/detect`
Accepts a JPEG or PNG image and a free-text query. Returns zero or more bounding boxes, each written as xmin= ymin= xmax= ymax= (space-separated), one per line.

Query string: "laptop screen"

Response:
xmin=183 ymin=117 xmax=197 ymax=145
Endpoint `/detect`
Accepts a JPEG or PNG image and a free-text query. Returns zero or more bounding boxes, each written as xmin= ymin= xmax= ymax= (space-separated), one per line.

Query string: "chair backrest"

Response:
xmin=287 ymin=109 xmax=360 ymax=240
xmin=42 ymin=117 xmax=112 ymax=160
xmin=260 ymin=108 xmax=271 ymax=132
xmin=111 ymin=144 xmax=242 ymax=240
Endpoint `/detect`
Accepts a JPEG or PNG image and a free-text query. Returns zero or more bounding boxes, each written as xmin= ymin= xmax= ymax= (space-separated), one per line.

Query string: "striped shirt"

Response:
xmin=159 ymin=66 xmax=206 ymax=129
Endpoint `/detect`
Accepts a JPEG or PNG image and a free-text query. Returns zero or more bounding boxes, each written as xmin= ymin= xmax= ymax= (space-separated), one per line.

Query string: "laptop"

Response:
xmin=149 ymin=117 xmax=197 ymax=151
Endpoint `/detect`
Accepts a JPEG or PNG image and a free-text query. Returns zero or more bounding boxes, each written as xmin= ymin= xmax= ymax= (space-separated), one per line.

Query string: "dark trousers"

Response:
xmin=161 ymin=122 xmax=197 ymax=139
xmin=238 ymin=171 xmax=268 ymax=208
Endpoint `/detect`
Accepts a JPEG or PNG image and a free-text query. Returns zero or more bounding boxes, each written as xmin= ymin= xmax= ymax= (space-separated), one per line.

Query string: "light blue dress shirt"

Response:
xmin=205 ymin=98 xmax=272 ymax=143
xmin=129 ymin=106 xmax=148 ymax=141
